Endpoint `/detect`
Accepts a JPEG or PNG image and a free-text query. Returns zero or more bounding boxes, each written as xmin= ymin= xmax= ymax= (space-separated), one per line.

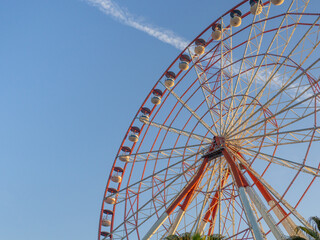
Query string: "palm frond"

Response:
xmin=165 ymin=235 xmax=181 ymax=240
xmin=181 ymin=232 xmax=191 ymax=240
xmin=286 ymin=236 xmax=307 ymax=240
xmin=310 ymin=216 xmax=320 ymax=233
xmin=206 ymin=234 xmax=225 ymax=240
xmin=191 ymin=232 xmax=203 ymax=240
xmin=297 ymin=226 xmax=319 ymax=239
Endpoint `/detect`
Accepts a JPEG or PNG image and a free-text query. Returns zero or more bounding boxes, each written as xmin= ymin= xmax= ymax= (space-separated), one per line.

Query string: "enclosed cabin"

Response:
xmin=179 ymin=54 xmax=191 ymax=71
xmin=139 ymin=107 xmax=151 ymax=123
xmin=211 ymin=23 xmax=222 ymax=40
xmin=104 ymin=188 xmax=118 ymax=205
xmin=230 ymin=9 xmax=242 ymax=27
xmin=118 ymin=146 xmax=131 ymax=162
xmin=128 ymin=126 xmax=140 ymax=143
xmin=271 ymin=0 xmax=284 ymax=5
xmin=194 ymin=39 xmax=206 ymax=56
xmin=250 ymin=0 xmax=263 ymax=15
xmin=151 ymin=89 xmax=163 ymax=105
xmin=101 ymin=209 xmax=114 ymax=227
xmin=100 ymin=231 xmax=111 ymax=239
xmin=164 ymin=71 xmax=176 ymax=88
xmin=111 ymin=166 xmax=124 ymax=183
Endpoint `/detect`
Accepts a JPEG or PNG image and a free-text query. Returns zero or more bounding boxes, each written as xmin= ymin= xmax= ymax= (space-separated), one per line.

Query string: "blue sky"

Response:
xmin=1 ymin=1 xmax=320 ymax=240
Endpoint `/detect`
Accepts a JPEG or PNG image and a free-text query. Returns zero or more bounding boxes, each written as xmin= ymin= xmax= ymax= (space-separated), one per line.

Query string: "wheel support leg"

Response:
xmin=198 ymin=171 xmax=229 ymax=235
xmin=219 ymin=144 xmax=264 ymax=240
xmin=167 ymin=185 xmax=197 ymax=236
xmin=142 ymin=156 xmax=210 ymax=240
xmin=244 ymin=166 xmax=298 ymax=236
xmin=167 ymin=208 xmax=184 ymax=236
xmin=237 ymin=187 xmax=265 ymax=240
xmin=245 ymin=187 xmax=286 ymax=240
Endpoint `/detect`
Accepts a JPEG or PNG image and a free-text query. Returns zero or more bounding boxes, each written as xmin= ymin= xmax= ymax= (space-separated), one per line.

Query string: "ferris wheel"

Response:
xmin=98 ymin=0 xmax=320 ymax=239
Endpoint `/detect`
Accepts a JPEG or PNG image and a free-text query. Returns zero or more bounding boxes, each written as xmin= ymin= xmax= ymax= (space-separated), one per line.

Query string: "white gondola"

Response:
xmin=151 ymin=90 xmax=163 ymax=105
xmin=139 ymin=107 xmax=151 ymax=123
xmin=111 ymin=167 xmax=123 ymax=183
xmin=250 ymin=1 xmax=263 ymax=15
xmin=179 ymin=54 xmax=191 ymax=71
xmin=151 ymin=95 xmax=161 ymax=105
xmin=104 ymin=197 xmax=116 ymax=205
xmin=194 ymin=45 xmax=205 ymax=55
xmin=105 ymin=188 xmax=118 ymax=205
xmin=230 ymin=10 xmax=242 ymax=27
xmin=230 ymin=16 xmax=241 ymax=27
xmin=211 ymin=24 xmax=222 ymax=40
xmin=128 ymin=133 xmax=139 ymax=142
xmin=139 ymin=114 xmax=149 ymax=123
xmin=165 ymin=78 xmax=175 ymax=88
xmin=102 ymin=219 xmax=111 ymax=227
xmin=179 ymin=61 xmax=189 ymax=71
xmin=102 ymin=209 xmax=113 ymax=228
xmin=212 ymin=30 xmax=222 ymax=40
xmin=194 ymin=38 xmax=206 ymax=55
xmin=128 ymin=127 xmax=140 ymax=143
xmin=271 ymin=0 xmax=284 ymax=5
xmin=119 ymin=146 xmax=131 ymax=162
xmin=119 ymin=155 xmax=130 ymax=162
xmin=111 ymin=175 xmax=122 ymax=183
xmin=164 ymin=71 xmax=176 ymax=88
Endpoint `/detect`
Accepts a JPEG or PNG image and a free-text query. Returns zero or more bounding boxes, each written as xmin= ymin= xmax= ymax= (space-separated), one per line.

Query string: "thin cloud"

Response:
xmin=86 ymin=0 xmax=189 ymax=50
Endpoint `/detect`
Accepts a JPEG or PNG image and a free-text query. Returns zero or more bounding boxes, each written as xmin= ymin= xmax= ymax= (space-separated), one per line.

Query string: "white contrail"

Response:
xmin=86 ymin=0 xmax=189 ymax=50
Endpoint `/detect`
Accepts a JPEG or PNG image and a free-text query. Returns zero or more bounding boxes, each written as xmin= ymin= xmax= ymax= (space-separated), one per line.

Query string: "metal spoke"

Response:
xmin=227 ymin=24 xmax=320 ymax=138
xmin=161 ymin=82 xmax=216 ymax=136
xmin=127 ymin=143 xmax=211 ymax=162
xmin=224 ymin=3 xmax=272 ymax=136
xmin=228 ymin=69 xmax=320 ymax=139
xmin=166 ymin=161 xmax=224 ymax=237
xmin=114 ymin=148 xmax=209 ymax=201
xmin=141 ymin=118 xmax=212 ymax=143
xmin=114 ymin=154 xmax=205 ymax=237
xmin=225 ymin=1 xmax=310 ymax=135
xmin=234 ymin=145 xmax=320 ymax=177
xmin=235 ymin=126 xmax=320 ymax=142
xmin=188 ymin=48 xmax=220 ymax=133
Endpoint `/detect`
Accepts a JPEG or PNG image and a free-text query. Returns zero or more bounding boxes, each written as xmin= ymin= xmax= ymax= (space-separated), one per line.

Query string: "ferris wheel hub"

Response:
xmin=201 ymin=147 xmax=224 ymax=161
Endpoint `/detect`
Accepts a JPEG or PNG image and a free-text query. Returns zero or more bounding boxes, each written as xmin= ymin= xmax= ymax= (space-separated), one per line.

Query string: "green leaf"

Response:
xmin=206 ymin=234 xmax=225 ymax=240
xmin=286 ymin=236 xmax=307 ymax=240
xmin=310 ymin=216 xmax=320 ymax=233
xmin=181 ymin=232 xmax=191 ymax=240
xmin=191 ymin=232 xmax=203 ymax=240
xmin=297 ymin=226 xmax=319 ymax=239
xmin=165 ymin=235 xmax=181 ymax=240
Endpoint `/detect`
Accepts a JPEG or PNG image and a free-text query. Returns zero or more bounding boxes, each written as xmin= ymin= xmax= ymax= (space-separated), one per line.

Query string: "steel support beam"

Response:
xmin=142 ymin=143 xmax=215 ymax=240
xmin=216 ymin=137 xmax=264 ymax=240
